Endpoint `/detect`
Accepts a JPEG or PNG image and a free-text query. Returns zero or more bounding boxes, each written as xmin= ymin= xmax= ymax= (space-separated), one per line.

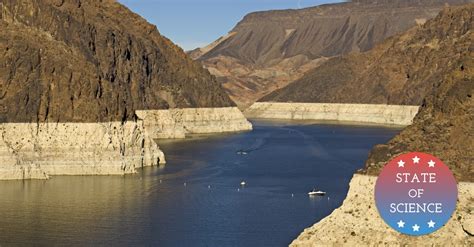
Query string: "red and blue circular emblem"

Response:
xmin=375 ymin=152 xmax=458 ymax=236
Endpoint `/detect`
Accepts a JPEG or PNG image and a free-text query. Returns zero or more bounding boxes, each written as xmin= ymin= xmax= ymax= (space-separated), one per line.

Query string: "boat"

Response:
xmin=237 ymin=150 xmax=248 ymax=155
xmin=240 ymin=181 xmax=246 ymax=186
xmin=308 ymin=189 xmax=326 ymax=196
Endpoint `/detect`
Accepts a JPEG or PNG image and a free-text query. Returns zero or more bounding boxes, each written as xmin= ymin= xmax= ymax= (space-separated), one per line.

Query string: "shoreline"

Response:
xmin=291 ymin=174 xmax=474 ymax=246
xmin=245 ymin=102 xmax=420 ymax=126
xmin=0 ymin=107 xmax=252 ymax=180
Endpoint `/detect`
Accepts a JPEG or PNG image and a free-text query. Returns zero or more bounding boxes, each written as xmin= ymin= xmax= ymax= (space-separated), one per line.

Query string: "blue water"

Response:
xmin=0 ymin=120 xmax=400 ymax=246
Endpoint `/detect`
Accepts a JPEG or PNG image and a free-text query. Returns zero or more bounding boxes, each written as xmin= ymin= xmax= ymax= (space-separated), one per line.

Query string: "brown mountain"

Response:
xmin=262 ymin=2 xmax=473 ymax=106
xmin=364 ymin=4 xmax=473 ymax=182
xmin=265 ymin=4 xmax=473 ymax=181
xmin=0 ymin=0 xmax=234 ymax=123
xmin=191 ymin=0 xmax=471 ymax=107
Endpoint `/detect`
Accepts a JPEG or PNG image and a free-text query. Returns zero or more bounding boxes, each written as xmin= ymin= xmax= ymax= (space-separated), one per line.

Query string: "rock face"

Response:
xmin=361 ymin=4 xmax=474 ymax=182
xmin=0 ymin=121 xmax=163 ymax=180
xmin=0 ymin=0 xmax=234 ymax=123
xmin=0 ymin=0 xmax=251 ymax=180
xmin=262 ymin=2 xmax=473 ymax=107
xmin=137 ymin=107 xmax=252 ymax=139
xmin=291 ymin=175 xmax=474 ymax=246
xmin=191 ymin=0 xmax=472 ymax=107
xmin=245 ymin=102 xmax=419 ymax=125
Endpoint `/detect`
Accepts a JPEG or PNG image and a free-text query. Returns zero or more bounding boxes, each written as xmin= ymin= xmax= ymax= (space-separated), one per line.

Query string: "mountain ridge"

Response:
xmin=190 ymin=0 xmax=472 ymax=107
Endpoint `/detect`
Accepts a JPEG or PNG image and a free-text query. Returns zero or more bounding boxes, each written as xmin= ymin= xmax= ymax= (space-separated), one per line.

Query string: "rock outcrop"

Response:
xmin=191 ymin=0 xmax=472 ymax=107
xmin=245 ymin=102 xmax=419 ymax=125
xmin=361 ymin=4 xmax=474 ymax=182
xmin=0 ymin=0 xmax=251 ymax=180
xmin=137 ymin=107 xmax=252 ymax=139
xmin=0 ymin=121 xmax=163 ymax=180
xmin=0 ymin=0 xmax=234 ymax=123
xmin=291 ymin=175 xmax=474 ymax=246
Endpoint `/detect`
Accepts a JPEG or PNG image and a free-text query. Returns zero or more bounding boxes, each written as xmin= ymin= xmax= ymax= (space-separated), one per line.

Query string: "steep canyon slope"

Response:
xmin=364 ymin=4 xmax=474 ymax=182
xmin=191 ymin=0 xmax=472 ymax=107
xmin=0 ymin=0 xmax=234 ymax=123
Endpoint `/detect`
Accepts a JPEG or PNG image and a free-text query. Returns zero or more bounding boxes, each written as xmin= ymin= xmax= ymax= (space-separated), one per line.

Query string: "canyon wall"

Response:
xmin=0 ymin=107 xmax=252 ymax=180
xmin=0 ymin=121 xmax=164 ymax=180
xmin=0 ymin=1 xmax=250 ymax=180
xmin=137 ymin=107 xmax=252 ymax=139
xmin=245 ymin=102 xmax=419 ymax=125
xmin=291 ymin=175 xmax=474 ymax=246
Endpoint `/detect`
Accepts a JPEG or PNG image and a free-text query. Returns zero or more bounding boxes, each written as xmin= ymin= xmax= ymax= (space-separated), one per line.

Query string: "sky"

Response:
xmin=119 ymin=0 xmax=345 ymax=51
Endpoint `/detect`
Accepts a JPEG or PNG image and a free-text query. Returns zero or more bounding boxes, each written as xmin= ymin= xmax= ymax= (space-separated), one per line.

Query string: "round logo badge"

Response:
xmin=374 ymin=152 xmax=458 ymax=236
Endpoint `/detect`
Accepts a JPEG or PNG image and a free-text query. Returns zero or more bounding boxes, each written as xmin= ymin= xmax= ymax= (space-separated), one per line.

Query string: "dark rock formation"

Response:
xmin=0 ymin=0 xmax=234 ymax=123
xmin=364 ymin=4 xmax=473 ymax=182
xmin=191 ymin=0 xmax=472 ymax=107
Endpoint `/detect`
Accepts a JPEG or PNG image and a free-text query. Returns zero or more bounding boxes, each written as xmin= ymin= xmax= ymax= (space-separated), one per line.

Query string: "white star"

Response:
xmin=397 ymin=220 xmax=405 ymax=228
xmin=428 ymin=160 xmax=436 ymax=167
xmin=428 ymin=220 xmax=436 ymax=228
xmin=412 ymin=156 xmax=421 ymax=164
xmin=397 ymin=160 xmax=405 ymax=168
xmin=412 ymin=224 xmax=420 ymax=232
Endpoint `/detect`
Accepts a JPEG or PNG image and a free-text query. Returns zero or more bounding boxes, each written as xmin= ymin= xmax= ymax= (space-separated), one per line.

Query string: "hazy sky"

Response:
xmin=119 ymin=0 xmax=345 ymax=51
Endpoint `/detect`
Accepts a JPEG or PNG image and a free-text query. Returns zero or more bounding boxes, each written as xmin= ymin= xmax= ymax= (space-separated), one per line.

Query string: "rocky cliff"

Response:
xmin=363 ymin=4 xmax=474 ymax=182
xmin=245 ymin=102 xmax=419 ymax=125
xmin=191 ymin=0 xmax=472 ymax=107
xmin=0 ymin=121 xmax=164 ymax=180
xmin=0 ymin=0 xmax=251 ymax=180
xmin=137 ymin=107 xmax=252 ymax=139
xmin=0 ymin=0 xmax=234 ymax=123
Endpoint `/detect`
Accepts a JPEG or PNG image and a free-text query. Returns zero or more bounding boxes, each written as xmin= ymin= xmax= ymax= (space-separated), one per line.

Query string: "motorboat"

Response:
xmin=308 ymin=189 xmax=326 ymax=196
xmin=240 ymin=181 xmax=246 ymax=186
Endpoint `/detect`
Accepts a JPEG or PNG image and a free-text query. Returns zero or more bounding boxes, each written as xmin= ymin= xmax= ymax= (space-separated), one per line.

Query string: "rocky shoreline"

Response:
xmin=245 ymin=102 xmax=419 ymax=126
xmin=291 ymin=174 xmax=474 ymax=246
xmin=137 ymin=107 xmax=252 ymax=139
xmin=0 ymin=107 xmax=252 ymax=180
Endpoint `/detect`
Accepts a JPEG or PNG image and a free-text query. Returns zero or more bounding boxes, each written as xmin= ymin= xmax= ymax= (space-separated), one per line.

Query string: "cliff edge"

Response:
xmin=0 ymin=0 xmax=251 ymax=180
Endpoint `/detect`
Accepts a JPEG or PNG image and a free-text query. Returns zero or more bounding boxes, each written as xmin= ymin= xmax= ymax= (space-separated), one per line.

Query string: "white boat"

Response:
xmin=240 ymin=181 xmax=246 ymax=186
xmin=308 ymin=189 xmax=326 ymax=196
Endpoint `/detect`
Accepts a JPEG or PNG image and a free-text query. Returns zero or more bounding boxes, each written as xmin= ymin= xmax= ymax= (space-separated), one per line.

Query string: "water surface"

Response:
xmin=0 ymin=120 xmax=400 ymax=246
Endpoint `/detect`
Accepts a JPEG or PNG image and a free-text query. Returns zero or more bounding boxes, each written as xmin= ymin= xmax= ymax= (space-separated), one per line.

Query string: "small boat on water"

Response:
xmin=237 ymin=150 xmax=248 ymax=155
xmin=308 ymin=189 xmax=326 ymax=196
xmin=240 ymin=181 xmax=246 ymax=186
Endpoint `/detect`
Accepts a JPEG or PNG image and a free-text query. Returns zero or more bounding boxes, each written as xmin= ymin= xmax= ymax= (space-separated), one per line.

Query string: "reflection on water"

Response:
xmin=0 ymin=120 xmax=401 ymax=246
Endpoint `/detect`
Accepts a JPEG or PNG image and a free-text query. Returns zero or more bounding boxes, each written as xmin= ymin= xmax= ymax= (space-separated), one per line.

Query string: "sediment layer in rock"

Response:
xmin=137 ymin=107 xmax=253 ymax=139
xmin=0 ymin=121 xmax=164 ymax=180
xmin=291 ymin=174 xmax=474 ymax=246
xmin=244 ymin=102 xmax=419 ymax=125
